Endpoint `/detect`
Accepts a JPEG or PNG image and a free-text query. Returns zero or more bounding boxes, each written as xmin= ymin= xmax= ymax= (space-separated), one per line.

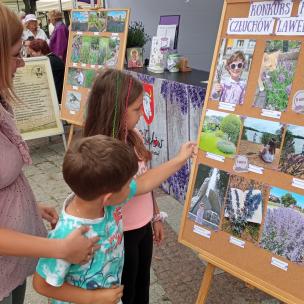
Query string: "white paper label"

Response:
xmin=98 ymin=65 xmax=103 ymax=69
xmin=76 ymin=31 xmax=83 ymax=35
xmin=218 ymin=102 xmax=236 ymax=112
xmin=93 ymin=32 xmax=100 ymax=36
xmin=298 ymin=1 xmax=304 ymax=16
xmin=72 ymin=86 xmax=78 ymax=90
xmin=276 ymin=17 xmax=304 ymax=36
xmin=70 ymin=110 xmax=76 ymax=115
xmin=249 ymin=1 xmax=293 ymax=18
xmin=271 ymin=257 xmax=288 ymax=271
xmin=72 ymin=63 xmax=77 ymax=67
xmin=90 ymin=65 xmax=96 ymax=68
xmin=229 ymin=236 xmax=245 ymax=248
xmin=292 ymin=178 xmax=304 ymax=189
xmin=111 ymin=33 xmax=119 ymax=37
xmin=206 ymin=152 xmax=225 ymax=162
xmin=227 ymin=17 xmax=275 ymax=35
xmin=81 ymin=64 xmax=87 ymax=68
xmin=261 ymin=109 xmax=281 ymax=119
xmin=193 ymin=225 xmax=211 ymax=239
xmin=248 ymin=164 xmax=264 ymax=175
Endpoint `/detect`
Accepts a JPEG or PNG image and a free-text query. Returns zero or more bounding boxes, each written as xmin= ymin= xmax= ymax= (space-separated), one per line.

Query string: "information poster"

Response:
xmin=13 ymin=57 xmax=64 ymax=141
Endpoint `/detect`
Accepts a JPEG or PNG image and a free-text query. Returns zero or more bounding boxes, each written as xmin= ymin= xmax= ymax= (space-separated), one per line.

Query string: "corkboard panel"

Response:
xmin=179 ymin=1 xmax=304 ymax=303
xmin=60 ymin=8 xmax=130 ymax=125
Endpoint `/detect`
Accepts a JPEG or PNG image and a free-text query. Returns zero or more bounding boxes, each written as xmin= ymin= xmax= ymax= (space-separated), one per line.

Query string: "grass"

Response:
xmin=199 ymin=132 xmax=235 ymax=157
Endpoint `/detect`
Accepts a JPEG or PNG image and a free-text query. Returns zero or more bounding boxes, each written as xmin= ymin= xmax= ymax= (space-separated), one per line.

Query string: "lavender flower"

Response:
xmin=278 ymin=73 xmax=285 ymax=83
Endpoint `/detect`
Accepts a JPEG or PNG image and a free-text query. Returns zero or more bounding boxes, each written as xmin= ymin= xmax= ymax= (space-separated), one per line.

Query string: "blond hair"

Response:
xmin=48 ymin=9 xmax=63 ymax=22
xmin=0 ymin=3 xmax=23 ymax=103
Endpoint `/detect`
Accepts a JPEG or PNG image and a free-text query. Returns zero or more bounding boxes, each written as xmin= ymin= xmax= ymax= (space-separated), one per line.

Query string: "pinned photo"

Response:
xmin=127 ymin=48 xmax=143 ymax=68
xmin=106 ymin=11 xmax=127 ymax=32
xmin=88 ymin=11 xmax=107 ymax=32
xmin=67 ymin=68 xmax=96 ymax=88
xmin=188 ymin=164 xmax=229 ymax=230
xmin=253 ymin=40 xmax=301 ymax=112
xmin=211 ymin=38 xmax=256 ymax=105
xmin=239 ymin=117 xmax=283 ymax=170
xmin=71 ymin=35 xmax=82 ymax=63
xmin=200 ymin=110 xmax=242 ymax=158
xmin=65 ymin=91 xmax=81 ymax=112
xmin=279 ymin=125 xmax=304 ymax=179
xmin=105 ymin=36 xmax=120 ymax=67
xmin=222 ymin=175 xmax=268 ymax=243
xmin=71 ymin=11 xmax=88 ymax=32
xmin=260 ymin=187 xmax=304 ymax=264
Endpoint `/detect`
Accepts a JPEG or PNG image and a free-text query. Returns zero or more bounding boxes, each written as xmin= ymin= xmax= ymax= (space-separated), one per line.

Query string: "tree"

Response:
xmin=220 ymin=114 xmax=241 ymax=145
xmin=281 ymin=193 xmax=296 ymax=207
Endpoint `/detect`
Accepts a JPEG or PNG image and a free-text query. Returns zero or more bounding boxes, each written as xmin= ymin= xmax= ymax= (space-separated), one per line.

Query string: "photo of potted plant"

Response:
xmin=126 ymin=21 xmax=150 ymax=68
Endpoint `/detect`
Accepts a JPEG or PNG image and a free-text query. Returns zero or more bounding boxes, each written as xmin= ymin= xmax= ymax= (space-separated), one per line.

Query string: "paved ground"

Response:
xmin=23 ymin=136 xmax=281 ymax=304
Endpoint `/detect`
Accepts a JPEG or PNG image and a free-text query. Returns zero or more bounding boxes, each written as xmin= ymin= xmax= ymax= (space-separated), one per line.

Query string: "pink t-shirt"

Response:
xmin=122 ymin=160 xmax=153 ymax=231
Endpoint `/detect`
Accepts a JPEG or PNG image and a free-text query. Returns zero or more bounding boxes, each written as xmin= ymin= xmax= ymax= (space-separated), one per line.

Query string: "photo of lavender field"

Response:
xmin=260 ymin=187 xmax=304 ymax=265
xmin=253 ymin=40 xmax=301 ymax=112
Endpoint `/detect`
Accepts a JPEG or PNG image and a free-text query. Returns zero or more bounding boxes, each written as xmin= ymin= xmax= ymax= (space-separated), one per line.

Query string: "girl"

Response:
xmin=0 ymin=5 xmax=119 ymax=304
xmin=84 ymin=69 xmax=190 ymax=304
xmin=212 ymin=50 xmax=247 ymax=105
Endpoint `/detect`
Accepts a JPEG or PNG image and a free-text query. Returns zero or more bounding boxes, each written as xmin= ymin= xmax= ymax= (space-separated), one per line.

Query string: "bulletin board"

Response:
xmin=60 ymin=8 xmax=130 ymax=126
xmin=179 ymin=0 xmax=304 ymax=303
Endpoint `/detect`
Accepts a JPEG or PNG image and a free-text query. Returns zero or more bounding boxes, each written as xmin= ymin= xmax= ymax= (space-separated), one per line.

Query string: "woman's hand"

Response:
xmin=60 ymin=226 xmax=100 ymax=264
xmin=90 ymin=286 xmax=123 ymax=304
xmin=153 ymin=221 xmax=164 ymax=246
xmin=38 ymin=204 xmax=59 ymax=229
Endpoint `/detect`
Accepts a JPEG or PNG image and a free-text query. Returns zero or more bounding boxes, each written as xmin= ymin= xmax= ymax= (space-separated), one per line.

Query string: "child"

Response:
xmin=212 ymin=50 xmax=247 ymax=105
xmin=33 ymin=135 xmax=195 ymax=304
xmin=83 ymin=69 xmax=195 ymax=304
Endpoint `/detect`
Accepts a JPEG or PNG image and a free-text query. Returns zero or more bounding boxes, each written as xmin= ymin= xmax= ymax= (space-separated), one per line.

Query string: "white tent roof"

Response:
xmin=36 ymin=0 xmax=72 ymax=12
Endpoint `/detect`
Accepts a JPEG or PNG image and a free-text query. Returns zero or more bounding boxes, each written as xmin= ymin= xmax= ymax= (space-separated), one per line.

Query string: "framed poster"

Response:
xmin=13 ymin=57 xmax=64 ymax=141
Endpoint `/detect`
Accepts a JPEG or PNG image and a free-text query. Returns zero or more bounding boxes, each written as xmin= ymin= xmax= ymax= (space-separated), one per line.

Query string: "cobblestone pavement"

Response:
xmin=23 ymin=137 xmax=281 ymax=304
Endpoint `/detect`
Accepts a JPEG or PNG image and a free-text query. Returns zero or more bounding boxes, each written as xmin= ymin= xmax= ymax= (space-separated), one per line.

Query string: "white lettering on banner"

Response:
xmin=298 ymin=1 xmax=304 ymax=17
xmin=249 ymin=0 xmax=293 ymax=18
xmin=227 ymin=18 xmax=275 ymax=35
xmin=276 ymin=17 xmax=304 ymax=35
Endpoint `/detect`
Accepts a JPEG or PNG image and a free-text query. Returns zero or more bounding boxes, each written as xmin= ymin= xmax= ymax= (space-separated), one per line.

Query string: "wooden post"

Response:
xmin=196 ymin=262 xmax=215 ymax=304
xmin=67 ymin=124 xmax=75 ymax=148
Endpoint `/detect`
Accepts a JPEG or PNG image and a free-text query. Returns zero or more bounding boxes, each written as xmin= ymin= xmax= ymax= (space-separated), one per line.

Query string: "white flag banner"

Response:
xmin=227 ymin=17 xmax=275 ymax=35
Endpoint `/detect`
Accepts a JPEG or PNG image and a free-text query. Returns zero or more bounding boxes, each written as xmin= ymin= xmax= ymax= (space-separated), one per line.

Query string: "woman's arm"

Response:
xmin=0 ymin=226 xmax=99 ymax=264
xmin=136 ymin=142 xmax=196 ymax=196
xmin=33 ymin=273 xmax=123 ymax=304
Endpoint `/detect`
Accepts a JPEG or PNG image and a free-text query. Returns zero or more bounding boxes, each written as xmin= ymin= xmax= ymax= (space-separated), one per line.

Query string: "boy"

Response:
xmin=33 ymin=135 xmax=196 ymax=304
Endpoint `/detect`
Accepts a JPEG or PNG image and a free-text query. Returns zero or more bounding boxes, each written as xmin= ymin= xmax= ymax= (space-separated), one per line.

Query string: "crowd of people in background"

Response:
xmin=19 ymin=10 xmax=68 ymax=103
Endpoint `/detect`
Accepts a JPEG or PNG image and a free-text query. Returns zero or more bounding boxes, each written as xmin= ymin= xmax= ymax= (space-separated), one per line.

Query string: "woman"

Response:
xmin=260 ymin=139 xmax=276 ymax=163
xmin=0 ymin=5 xmax=99 ymax=303
xmin=22 ymin=14 xmax=48 ymax=43
xmin=28 ymin=39 xmax=64 ymax=103
xmin=48 ymin=10 xmax=69 ymax=62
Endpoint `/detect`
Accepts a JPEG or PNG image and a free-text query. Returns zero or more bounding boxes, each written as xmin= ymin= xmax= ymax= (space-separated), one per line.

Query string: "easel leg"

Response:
xmin=196 ymin=262 xmax=215 ymax=304
xmin=67 ymin=124 xmax=75 ymax=148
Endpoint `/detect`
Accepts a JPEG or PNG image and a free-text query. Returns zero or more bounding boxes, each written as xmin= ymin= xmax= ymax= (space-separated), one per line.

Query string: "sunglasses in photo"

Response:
xmin=229 ymin=62 xmax=244 ymax=70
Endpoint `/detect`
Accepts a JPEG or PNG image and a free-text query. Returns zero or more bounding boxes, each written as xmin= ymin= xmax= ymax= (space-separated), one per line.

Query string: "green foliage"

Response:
xmin=214 ymin=130 xmax=227 ymax=140
xmin=281 ymin=193 xmax=296 ymax=207
xmin=220 ymin=114 xmax=241 ymax=145
xmin=127 ymin=21 xmax=150 ymax=48
xmin=217 ymin=140 xmax=236 ymax=154
xmin=241 ymin=129 xmax=248 ymax=140
xmin=261 ymin=133 xmax=273 ymax=146
xmin=283 ymin=129 xmax=295 ymax=155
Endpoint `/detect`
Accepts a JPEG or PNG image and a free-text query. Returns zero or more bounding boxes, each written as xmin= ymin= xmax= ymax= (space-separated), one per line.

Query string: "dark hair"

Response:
xmin=26 ymin=36 xmax=34 ymax=42
xmin=226 ymin=51 xmax=246 ymax=68
xmin=269 ymin=139 xmax=276 ymax=155
xmin=63 ymin=135 xmax=138 ymax=201
xmin=84 ymin=68 xmax=152 ymax=162
xmin=29 ymin=39 xmax=50 ymax=55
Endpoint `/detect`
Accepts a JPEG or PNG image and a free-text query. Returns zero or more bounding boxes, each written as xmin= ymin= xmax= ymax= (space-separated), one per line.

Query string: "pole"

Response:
xmin=58 ymin=0 xmax=63 ymax=12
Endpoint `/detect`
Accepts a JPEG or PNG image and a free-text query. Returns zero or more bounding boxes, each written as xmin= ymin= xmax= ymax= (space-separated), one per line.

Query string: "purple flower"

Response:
xmin=285 ymin=84 xmax=292 ymax=95
xmin=278 ymin=74 xmax=286 ymax=83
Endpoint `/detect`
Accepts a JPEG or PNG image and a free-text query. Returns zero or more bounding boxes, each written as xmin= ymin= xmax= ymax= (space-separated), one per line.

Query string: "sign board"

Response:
xmin=60 ymin=8 xmax=130 ymax=126
xmin=179 ymin=1 xmax=304 ymax=303
xmin=13 ymin=57 xmax=64 ymax=141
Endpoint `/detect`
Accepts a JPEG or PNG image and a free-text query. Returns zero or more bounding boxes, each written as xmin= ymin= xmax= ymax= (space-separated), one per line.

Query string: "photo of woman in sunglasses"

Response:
xmin=211 ymin=39 xmax=256 ymax=105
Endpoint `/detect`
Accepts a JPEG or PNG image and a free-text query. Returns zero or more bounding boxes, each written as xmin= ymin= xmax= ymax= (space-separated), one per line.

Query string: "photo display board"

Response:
xmin=61 ymin=8 xmax=130 ymax=125
xmin=179 ymin=1 xmax=304 ymax=303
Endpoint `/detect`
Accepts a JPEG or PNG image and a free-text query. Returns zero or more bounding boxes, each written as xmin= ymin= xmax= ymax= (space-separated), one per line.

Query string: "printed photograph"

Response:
xmin=80 ymin=36 xmax=91 ymax=64
xmin=260 ymin=187 xmax=304 ymax=265
xmin=65 ymin=91 xmax=81 ymax=112
xmin=67 ymin=68 xmax=96 ymax=88
xmin=127 ymin=47 xmax=143 ymax=68
xmin=222 ymin=175 xmax=268 ymax=243
xmin=253 ymin=40 xmax=301 ymax=112
xmin=71 ymin=35 xmax=82 ymax=63
xmin=105 ymin=36 xmax=120 ymax=67
xmin=200 ymin=110 xmax=242 ymax=158
xmin=279 ymin=125 xmax=304 ymax=179
xmin=210 ymin=38 xmax=256 ymax=105
xmin=239 ymin=117 xmax=283 ymax=170
xmin=106 ymin=11 xmax=127 ymax=32
xmin=71 ymin=11 xmax=88 ymax=32
xmin=88 ymin=11 xmax=107 ymax=32
xmin=189 ymin=164 xmax=229 ymax=230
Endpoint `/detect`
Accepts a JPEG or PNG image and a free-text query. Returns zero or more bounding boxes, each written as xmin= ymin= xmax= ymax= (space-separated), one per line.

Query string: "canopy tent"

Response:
xmin=36 ymin=0 xmax=72 ymax=12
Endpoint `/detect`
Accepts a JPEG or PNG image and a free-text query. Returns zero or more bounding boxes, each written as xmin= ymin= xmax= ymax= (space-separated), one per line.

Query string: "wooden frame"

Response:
xmin=179 ymin=1 xmax=304 ymax=303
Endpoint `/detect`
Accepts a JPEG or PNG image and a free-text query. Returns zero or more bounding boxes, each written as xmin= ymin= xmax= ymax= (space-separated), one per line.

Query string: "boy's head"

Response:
xmin=63 ymin=135 xmax=138 ymax=202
